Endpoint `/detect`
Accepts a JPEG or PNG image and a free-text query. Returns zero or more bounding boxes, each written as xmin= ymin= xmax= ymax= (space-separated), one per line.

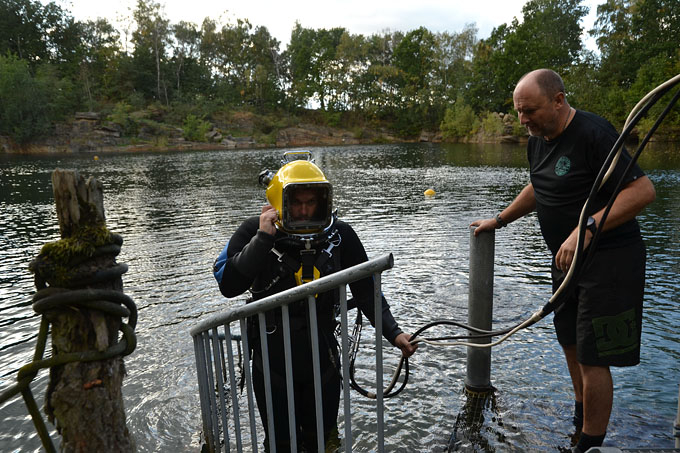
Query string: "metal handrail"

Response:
xmin=191 ymin=253 xmax=394 ymax=453
xmin=190 ymin=253 xmax=393 ymax=336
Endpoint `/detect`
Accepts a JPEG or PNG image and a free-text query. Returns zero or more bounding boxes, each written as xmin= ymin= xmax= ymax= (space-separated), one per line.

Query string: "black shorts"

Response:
xmin=552 ymin=240 xmax=646 ymax=367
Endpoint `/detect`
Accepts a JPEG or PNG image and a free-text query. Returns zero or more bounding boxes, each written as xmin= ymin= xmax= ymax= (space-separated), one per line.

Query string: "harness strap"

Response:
xmin=269 ymin=229 xmax=342 ymax=288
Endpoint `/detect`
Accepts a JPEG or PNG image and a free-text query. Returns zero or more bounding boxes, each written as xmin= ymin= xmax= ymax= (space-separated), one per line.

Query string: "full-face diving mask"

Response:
xmin=258 ymin=151 xmax=334 ymax=237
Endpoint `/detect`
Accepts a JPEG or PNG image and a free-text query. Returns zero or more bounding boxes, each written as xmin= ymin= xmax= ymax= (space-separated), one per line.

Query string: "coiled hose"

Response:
xmin=0 ymin=232 xmax=137 ymax=452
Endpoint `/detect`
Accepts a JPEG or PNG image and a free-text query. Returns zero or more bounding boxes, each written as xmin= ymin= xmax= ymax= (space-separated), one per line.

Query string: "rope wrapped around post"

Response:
xmin=0 ymin=169 xmax=137 ymax=452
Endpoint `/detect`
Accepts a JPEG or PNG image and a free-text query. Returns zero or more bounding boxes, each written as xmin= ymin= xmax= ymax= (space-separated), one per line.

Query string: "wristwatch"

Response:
xmin=586 ymin=216 xmax=597 ymax=235
xmin=495 ymin=213 xmax=507 ymax=228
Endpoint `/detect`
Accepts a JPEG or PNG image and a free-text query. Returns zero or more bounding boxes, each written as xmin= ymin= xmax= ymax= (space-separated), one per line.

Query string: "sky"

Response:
xmin=53 ymin=0 xmax=602 ymax=51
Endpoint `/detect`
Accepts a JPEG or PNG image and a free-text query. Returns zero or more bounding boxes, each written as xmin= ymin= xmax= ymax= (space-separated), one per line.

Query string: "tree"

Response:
xmin=286 ymin=23 xmax=346 ymax=110
xmin=248 ymin=25 xmax=285 ymax=109
xmin=350 ymin=30 xmax=402 ymax=115
xmin=0 ymin=0 xmax=54 ymax=62
xmin=170 ymin=21 xmax=201 ymax=98
xmin=392 ymin=27 xmax=439 ymax=133
xmin=441 ymin=96 xmax=478 ymax=139
xmin=467 ymin=24 xmax=511 ymax=113
xmin=592 ymin=0 xmax=679 ymax=88
xmin=591 ymin=0 xmax=680 ymax=126
xmin=393 ymin=27 xmax=437 ymax=100
xmin=469 ymin=0 xmax=587 ymax=113
xmin=78 ymin=18 xmax=121 ymax=109
xmin=0 ymin=54 xmax=50 ymax=142
xmin=433 ymin=24 xmax=478 ymax=104
xmin=214 ymin=17 xmax=253 ymax=104
xmin=131 ymin=0 xmax=171 ymax=102
xmin=590 ymin=0 xmax=635 ymax=86
xmin=0 ymin=0 xmax=80 ymax=73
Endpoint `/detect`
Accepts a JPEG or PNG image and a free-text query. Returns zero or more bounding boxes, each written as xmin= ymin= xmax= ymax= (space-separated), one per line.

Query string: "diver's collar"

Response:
xmin=274 ymin=213 xmax=339 ymax=247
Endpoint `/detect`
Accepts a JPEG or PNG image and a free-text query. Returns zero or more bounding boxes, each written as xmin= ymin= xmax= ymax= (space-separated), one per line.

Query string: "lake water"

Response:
xmin=1 ymin=143 xmax=679 ymax=452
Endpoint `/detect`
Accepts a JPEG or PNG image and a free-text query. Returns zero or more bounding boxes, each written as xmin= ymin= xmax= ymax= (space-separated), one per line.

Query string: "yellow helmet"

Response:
xmin=261 ymin=153 xmax=333 ymax=235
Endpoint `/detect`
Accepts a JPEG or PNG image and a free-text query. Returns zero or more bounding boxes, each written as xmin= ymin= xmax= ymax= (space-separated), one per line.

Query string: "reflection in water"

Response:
xmin=1 ymin=143 xmax=679 ymax=452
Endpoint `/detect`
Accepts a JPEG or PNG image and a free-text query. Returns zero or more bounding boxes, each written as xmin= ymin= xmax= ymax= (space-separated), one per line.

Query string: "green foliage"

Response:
xmin=434 ymin=25 xmax=478 ymax=104
xmin=0 ymin=0 xmax=76 ymax=66
xmin=628 ymin=54 xmax=680 ymax=138
xmin=0 ymin=54 xmax=51 ymax=142
xmin=392 ymin=105 xmax=430 ymax=138
xmin=441 ymin=98 xmax=478 ymax=139
xmin=254 ymin=131 xmax=277 ymax=145
xmin=152 ymin=135 xmax=169 ymax=148
xmin=35 ymin=63 xmax=80 ymax=121
xmin=182 ymin=114 xmax=211 ymax=142
xmin=468 ymin=0 xmax=587 ymax=112
xmin=507 ymin=113 xmax=526 ymax=136
xmin=480 ymin=112 xmax=505 ymax=137
xmin=323 ymin=111 xmax=342 ymax=128
xmin=108 ymin=102 xmax=139 ymax=136
xmin=393 ymin=27 xmax=437 ymax=92
xmin=1 ymin=0 xmax=679 ymax=145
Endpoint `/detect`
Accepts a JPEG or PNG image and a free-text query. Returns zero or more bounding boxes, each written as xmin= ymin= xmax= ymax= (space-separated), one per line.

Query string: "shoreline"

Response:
xmin=0 ymin=132 xmax=529 ymax=155
xmin=3 ymin=114 xmax=673 ymax=155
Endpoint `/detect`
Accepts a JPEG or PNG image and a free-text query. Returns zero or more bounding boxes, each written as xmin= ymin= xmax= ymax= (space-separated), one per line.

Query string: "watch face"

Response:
xmin=586 ymin=216 xmax=596 ymax=232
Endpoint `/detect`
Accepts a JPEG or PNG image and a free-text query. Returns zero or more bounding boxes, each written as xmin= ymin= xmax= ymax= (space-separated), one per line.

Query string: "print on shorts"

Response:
xmin=555 ymin=156 xmax=571 ymax=176
xmin=592 ymin=308 xmax=638 ymax=357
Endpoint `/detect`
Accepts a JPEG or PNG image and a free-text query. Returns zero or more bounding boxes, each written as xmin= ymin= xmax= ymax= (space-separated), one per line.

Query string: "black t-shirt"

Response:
xmin=527 ymin=109 xmax=645 ymax=255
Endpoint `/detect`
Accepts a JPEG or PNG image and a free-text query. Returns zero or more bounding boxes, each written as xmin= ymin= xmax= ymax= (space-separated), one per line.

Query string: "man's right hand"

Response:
xmin=259 ymin=205 xmax=278 ymax=236
xmin=469 ymin=218 xmax=499 ymax=236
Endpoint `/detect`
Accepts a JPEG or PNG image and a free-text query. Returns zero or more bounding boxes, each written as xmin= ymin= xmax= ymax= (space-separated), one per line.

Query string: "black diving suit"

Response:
xmin=217 ymin=216 xmax=404 ymax=452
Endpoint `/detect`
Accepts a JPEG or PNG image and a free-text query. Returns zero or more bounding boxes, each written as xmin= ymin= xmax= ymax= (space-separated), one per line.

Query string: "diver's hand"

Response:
xmin=555 ymin=227 xmax=592 ymax=272
xmin=470 ymin=218 xmax=498 ymax=236
xmin=259 ymin=205 xmax=278 ymax=236
xmin=395 ymin=332 xmax=418 ymax=358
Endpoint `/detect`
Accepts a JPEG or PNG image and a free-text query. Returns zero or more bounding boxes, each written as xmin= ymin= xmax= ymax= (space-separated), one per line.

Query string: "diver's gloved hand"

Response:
xmin=395 ymin=332 xmax=418 ymax=358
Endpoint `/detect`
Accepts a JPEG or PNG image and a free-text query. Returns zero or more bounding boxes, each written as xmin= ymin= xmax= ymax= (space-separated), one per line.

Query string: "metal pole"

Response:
xmin=465 ymin=226 xmax=494 ymax=392
xmin=339 ymin=285 xmax=352 ymax=452
xmin=308 ymin=295 xmax=325 ymax=453
xmin=374 ymin=272 xmax=384 ymax=453
xmin=675 ymin=382 xmax=680 ymax=448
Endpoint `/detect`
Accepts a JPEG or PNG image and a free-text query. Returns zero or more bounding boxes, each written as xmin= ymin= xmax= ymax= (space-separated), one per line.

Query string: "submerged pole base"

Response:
xmin=448 ymin=385 xmax=497 ymax=452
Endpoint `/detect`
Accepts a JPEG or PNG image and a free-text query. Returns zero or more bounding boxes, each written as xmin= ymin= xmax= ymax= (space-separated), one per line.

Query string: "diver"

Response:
xmin=214 ymin=151 xmax=417 ymax=452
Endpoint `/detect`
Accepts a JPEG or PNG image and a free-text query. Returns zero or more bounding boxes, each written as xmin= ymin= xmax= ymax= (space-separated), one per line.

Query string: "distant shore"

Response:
xmin=3 ymin=110 xmax=675 ymax=155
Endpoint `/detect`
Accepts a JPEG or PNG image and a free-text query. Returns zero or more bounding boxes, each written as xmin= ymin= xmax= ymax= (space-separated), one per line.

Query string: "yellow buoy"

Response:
xmin=424 ymin=188 xmax=436 ymax=197
xmin=93 ymin=155 xmax=99 ymax=161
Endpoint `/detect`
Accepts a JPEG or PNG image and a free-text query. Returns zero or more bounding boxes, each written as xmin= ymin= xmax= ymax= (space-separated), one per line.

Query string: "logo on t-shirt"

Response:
xmin=555 ymin=156 xmax=571 ymax=176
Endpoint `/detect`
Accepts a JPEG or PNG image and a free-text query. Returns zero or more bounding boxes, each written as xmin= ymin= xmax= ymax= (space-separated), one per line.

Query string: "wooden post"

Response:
xmin=51 ymin=169 xmax=106 ymax=238
xmin=37 ymin=169 xmax=135 ymax=451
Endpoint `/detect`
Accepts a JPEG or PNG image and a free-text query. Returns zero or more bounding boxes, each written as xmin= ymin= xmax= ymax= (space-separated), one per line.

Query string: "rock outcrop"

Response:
xmin=2 ymin=111 xmax=443 ymax=154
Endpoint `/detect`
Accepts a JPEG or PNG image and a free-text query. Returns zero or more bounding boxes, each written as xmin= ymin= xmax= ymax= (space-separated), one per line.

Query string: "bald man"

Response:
xmin=471 ymin=69 xmax=656 ymax=452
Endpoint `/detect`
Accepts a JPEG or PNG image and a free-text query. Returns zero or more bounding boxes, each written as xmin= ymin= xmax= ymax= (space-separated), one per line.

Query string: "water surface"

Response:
xmin=1 ymin=143 xmax=679 ymax=452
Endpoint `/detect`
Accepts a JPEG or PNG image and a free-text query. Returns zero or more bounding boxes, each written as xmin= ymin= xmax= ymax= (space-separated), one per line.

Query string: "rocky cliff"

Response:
xmin=0 ymin=111 xmax=442 ymax=154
